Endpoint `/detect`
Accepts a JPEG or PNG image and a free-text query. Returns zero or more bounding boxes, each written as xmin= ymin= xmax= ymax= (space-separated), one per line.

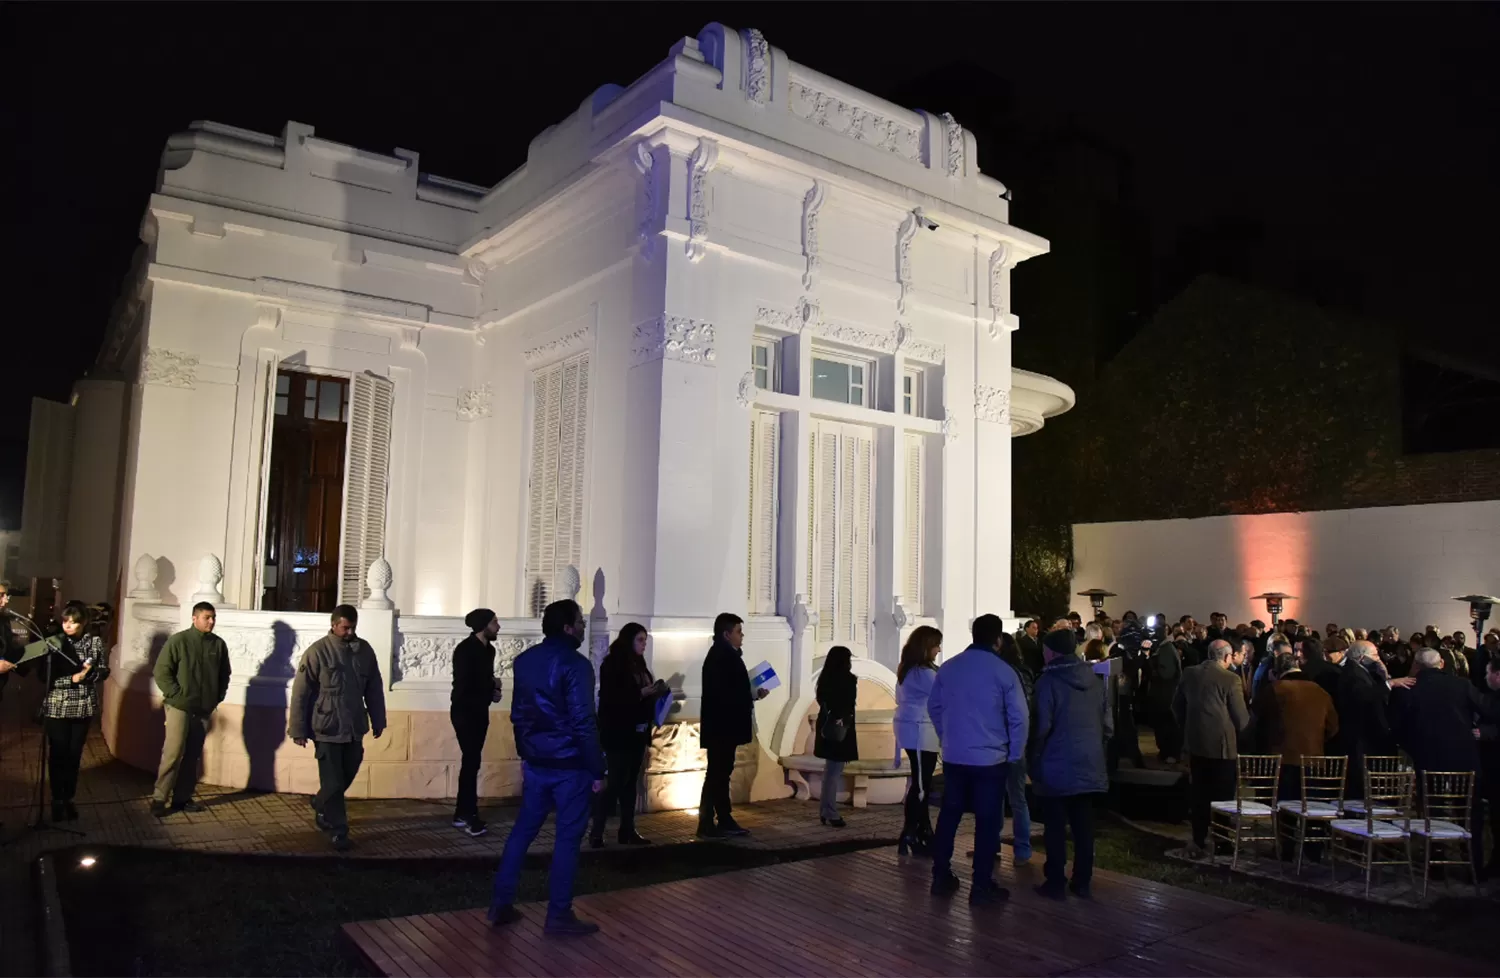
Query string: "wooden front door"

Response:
xmin=262 ymin=371 xmax=349 ymax=612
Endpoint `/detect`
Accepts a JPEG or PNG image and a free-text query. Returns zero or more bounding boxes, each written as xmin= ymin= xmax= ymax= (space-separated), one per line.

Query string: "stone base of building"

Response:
xmin=100 ymin=680 xmax=792 ymax=811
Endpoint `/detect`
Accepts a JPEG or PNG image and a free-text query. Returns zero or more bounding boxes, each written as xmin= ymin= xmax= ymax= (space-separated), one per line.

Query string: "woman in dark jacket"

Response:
xmin=814 ymin=646 xmax=858 ymax=827
xmin=1030 ymin=628 xmax=1111 ymax=899
xmin=43 ymin=602 xmax=109 ymax=821
xmin=591 ymin=622 xmax=669 ymax=847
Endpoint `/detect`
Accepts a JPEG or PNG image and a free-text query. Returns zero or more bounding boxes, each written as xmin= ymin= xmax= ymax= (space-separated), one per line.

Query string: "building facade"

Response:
xmin=29 ymin=25 xmax=1073 ymax=807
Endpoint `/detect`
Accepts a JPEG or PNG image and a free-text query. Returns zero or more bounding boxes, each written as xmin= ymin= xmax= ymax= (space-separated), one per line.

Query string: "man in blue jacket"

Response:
xmin=927 ymin=614 xmax=1029 ymax=904
xmin=488 ymin=600 xmax=606 ymax=937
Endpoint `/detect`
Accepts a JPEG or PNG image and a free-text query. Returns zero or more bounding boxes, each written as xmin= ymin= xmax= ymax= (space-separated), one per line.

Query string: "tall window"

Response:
xmin=751 ymin=337 xmax=780 ymax=392
xmin=902 ymin=368 xmax=924 ymax=417
xmin=525 ymin=353 xmax=590 ymax=617
xmin=747 ymin=410 xmax=780 ymax=614
xmin=810 ymin=419 xmax=874 ymax=649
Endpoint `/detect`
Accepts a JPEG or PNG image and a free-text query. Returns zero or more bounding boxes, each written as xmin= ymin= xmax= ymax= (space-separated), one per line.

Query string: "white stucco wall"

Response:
xmin=1072 ymin=500 xmax=1500 ymax=634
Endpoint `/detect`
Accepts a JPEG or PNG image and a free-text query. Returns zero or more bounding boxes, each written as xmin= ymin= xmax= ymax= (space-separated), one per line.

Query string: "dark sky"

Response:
xmin=2 ymin=2 xmax=1496 ymax=525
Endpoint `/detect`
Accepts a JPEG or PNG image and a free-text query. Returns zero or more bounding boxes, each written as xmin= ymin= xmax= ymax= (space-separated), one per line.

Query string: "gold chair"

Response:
xmin=1275 ymin=754 xmax=1347 ymax=875
xmin=1330 ymin=768 xmax=1414 ymax=898
xmin=1413 ymin=770 xmax=1479 ymax=898
xmin=1342 ymin=756 xmax=1407 ymax=819
xmin=1209 ymin=754 xmax=1281 ymax=871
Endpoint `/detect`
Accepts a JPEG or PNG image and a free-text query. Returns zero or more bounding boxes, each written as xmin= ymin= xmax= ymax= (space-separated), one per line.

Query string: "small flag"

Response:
xmin=748 ymin=660 xmax=780 ymax=692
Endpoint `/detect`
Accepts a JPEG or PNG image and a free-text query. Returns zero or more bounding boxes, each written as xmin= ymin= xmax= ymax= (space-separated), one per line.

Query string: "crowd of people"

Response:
xmin=1049 ymin=609 xmax=1500 ymax=880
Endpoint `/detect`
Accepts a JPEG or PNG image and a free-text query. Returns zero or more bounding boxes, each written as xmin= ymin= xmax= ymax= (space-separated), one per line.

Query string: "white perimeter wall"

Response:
xmin=1072 ymin=500 xmax=1500 ymax=635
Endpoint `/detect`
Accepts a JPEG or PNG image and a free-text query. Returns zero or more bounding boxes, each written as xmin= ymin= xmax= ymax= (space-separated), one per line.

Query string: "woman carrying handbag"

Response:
xmin=814 ymin=646 xmax=858 ymax=827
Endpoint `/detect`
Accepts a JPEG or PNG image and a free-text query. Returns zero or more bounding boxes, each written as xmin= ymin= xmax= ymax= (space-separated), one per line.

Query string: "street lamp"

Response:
xmin=1452 ymin=594 xmax=1499 ymax=650
xmin=1251 ymin=592 xmax=1295 ymax=629
xmin=1076 ymin=589 xmax=1117 ymax=620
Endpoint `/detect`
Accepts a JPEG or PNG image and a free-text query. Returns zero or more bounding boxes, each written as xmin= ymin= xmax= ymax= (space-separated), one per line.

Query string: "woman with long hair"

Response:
xmin=814 ymin=645 xmax=859 ymax=828
xmin=42 ymin=602 xmax=109 ymax=821
xmin=591 ymin=622 xmax=669 ymax=847
xmin=894 ymin=625 xmax=941 ymax=853
xmin=996 ymin=631 xmax=1036 ymax=865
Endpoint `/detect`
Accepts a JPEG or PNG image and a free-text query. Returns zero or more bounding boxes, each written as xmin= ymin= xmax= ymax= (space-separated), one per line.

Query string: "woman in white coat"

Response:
xmin=893 ymin=625 xmax=943 ymax=855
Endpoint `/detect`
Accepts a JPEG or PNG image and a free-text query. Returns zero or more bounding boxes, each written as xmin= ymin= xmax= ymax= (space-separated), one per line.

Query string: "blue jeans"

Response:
xmin=1005 ymin=758 xmax=1032 ymax=859
xmin=490 ymin=763 xmax=595 ymax=920
xmin=931 ymin=761 xmax=1009 ymax=882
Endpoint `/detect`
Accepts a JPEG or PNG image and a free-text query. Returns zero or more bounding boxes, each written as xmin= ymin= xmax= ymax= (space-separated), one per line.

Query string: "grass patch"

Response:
xmin=1090 ymin=817 xmax=1495 ymax=964
xmin=52 ymin=839 xmax=884 ymax=977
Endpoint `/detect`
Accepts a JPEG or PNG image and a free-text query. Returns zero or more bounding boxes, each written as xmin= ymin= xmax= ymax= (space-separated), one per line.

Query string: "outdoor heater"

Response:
xmin=1076 ymin=588 xmax=1117 ymax=620
xmin=1251 ymin=592 xmax=1295 ymax=628
xmin=1452 ymin=594 xmax=1499 ymax=649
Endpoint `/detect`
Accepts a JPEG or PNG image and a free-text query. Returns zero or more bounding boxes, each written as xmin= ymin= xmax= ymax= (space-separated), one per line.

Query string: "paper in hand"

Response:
xmin=748 ymin=660 xmax=780 ymax=693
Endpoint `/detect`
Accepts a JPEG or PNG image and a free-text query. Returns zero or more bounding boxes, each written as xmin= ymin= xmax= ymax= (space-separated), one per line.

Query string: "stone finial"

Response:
xmin=129 ymin=554 xmax=160 ymax=600
xmin=191 ymin=554 xmax=225 ymax=605
xmin=560 ymin=565 xmax=582 ymax=602
xmin=363 ymin=557 xmax=394 ymax=610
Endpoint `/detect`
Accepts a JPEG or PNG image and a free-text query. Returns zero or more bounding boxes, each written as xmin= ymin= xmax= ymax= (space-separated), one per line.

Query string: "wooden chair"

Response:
xmin=1330 ymin=768 xmax=1414 ymax=898
xmin=1413 ymin=771 xmax=1479 ymax=898
xmin=1275 ymin=755 xmax=1347 ymax=874
xmin=1342 ymin=756 xmax=1407 ymax=819
xmin=1209 ymin=754 xmax=1281 ymax=871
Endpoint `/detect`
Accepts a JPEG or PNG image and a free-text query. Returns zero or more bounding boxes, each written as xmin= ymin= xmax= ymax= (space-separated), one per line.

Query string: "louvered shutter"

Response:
xmin=903 ymin=433 xmax=924 ymax=614
xmin=524 ymin=353 xmax=590 ymax=617
xmin=814 ymin=426 xmax=838 ymax=642
xmin=747 ymin=410 xmax=779 ymax=614
xmin=851 ymin=430 xmax=873 ymax=646
xmin=340 ymin=372 xmax=394 ymax=606
xmin=253 ymin=364 xmax=280 ymax=602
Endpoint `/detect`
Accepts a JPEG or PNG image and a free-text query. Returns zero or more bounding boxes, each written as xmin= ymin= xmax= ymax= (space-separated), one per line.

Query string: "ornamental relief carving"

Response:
xmin=632 ymin=316 xmax=717 ymax=366
xmin=455 ymin=384 xmax=493 ymax=421
xmin=896 ymin=213 xmax=919 ymax=315
xmin=395 ymin=634 xmax=461 ymax=682
xmin=743 ymin=28 xmax=771 ymax=104
xmin=686 ymin=138 xmax=719 ymax=263
xmin=974 ymin=385 xmax=1011 ymax=425
xmin=140 ymin=348 xmax=199 ymax=389
xmin=788 ymin=81 xmax=923 ymax=163
xmin=801 ymin=181 xmax=825 ymax=290
xmin=523 ymin=326 xmax=592 ymax=366
xmin=633 ymin=141 xmax=661 ymax=259
xmin=941 ymin=112 xmax=964 ymax=177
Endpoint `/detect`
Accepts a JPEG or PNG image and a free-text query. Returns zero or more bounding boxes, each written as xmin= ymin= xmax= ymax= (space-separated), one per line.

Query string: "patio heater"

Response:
xmin=1251 ymin=592 xmax=1295 ymax=629
xmin=1076 ymin=588 xmax=1117 ymax=621
xmin=1452 ymin=594 xmax=1499 ymax=650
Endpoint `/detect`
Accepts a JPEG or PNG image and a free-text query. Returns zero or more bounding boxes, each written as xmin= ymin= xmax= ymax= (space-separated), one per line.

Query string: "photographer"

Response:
xmin=43 ymin=602 xmax=109 ymax=821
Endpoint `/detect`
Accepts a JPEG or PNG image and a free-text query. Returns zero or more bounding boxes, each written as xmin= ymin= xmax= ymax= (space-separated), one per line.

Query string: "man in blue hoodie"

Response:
xmin=927 ymin=614 xmax=1030 ymax=904
xmin=487 ymin=599 xmax=606 ymax=937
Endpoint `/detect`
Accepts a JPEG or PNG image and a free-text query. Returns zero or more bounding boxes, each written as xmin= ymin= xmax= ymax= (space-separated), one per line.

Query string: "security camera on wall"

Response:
xmin=913 ymin=208 xmax=939 ymax=231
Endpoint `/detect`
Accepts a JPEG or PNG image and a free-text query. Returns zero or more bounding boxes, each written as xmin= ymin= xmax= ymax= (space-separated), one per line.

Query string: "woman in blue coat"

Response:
xmin=1029 ymin=628 xmax=1112 ymax=900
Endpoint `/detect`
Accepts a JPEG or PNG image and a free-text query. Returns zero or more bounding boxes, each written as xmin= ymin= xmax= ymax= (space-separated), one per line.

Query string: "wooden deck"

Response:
xmin=341 ymin=847 xmax=1488 ymax=977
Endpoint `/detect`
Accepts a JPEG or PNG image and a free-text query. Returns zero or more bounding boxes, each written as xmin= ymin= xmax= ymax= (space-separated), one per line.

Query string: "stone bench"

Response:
xmin=779 ymin=754 xmax=912 ymax=808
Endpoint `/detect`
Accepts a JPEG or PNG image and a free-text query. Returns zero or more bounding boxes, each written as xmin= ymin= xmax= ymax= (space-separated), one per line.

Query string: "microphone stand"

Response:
xmin=7 ymin=613 xmax=85 ymax=841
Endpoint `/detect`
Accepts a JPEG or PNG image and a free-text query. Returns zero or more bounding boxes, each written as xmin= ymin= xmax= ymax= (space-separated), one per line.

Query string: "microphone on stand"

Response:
xmin=8 ymin=611 xmax=46 ymax=641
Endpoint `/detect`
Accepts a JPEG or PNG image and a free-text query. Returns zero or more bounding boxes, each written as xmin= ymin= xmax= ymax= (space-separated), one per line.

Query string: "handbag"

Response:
xmin=822 ymin=714 xmax=848 ymax=744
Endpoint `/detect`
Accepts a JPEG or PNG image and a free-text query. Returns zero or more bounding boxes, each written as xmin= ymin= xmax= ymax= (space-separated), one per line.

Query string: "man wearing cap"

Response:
xmin=452 ymin=608 xmax=503 ymax=837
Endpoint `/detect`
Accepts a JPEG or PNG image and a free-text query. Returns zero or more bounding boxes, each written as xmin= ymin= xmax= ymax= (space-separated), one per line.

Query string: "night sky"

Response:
xmin=2 ymin=3 xmax=1496 ymax=526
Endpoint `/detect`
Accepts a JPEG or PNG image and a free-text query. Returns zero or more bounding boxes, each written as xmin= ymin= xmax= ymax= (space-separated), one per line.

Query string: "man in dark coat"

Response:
xmin=1016 ymin=620 xmax=1045 ymax=678
xmin=1147 ymin=634 xmax=1183 ymax=763
xmin=1172 ymin=640 xmax=1251 ymax=856
xmin=1477 ymin=656 xmax=1500 ymax=879
xmin=450 ymin=608 xmax=502 ymax=836
xmin=1030 ymin=629 xmax=1111 ymax=900
xmin=1389 ymin=648 xmax=1500 ymax=880
xmin=1336 ymin=642 xmax=1395 ymax=794
xmin=697 ymin=612 xmax=768 ymax=838
xmin=488 ymin=600 xmax=605 ymax=936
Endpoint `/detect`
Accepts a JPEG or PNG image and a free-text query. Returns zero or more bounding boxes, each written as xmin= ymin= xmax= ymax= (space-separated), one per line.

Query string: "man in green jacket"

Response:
xmin=289 ymin=604 xmax=386 ymax=851
xmin=152 ymin=602 xmax=231 ymax=817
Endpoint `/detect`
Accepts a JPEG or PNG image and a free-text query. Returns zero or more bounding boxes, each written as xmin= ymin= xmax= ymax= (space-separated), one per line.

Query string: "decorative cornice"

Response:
xmin=787 ymin=79 xmax=922 ymax=163
xmin=140 ymin=348 xmax=199 ymax=389
xmin=895 ymin=321 xmax=945 ymax=364
xmin=632 ymin=316 xmax=717 ymax=367
xmin=755 ymin=304 xmax=945 ymax=362
xmin=523 ymin=325 xmax=592 ymax=366
xmin=974 ymin=384 xmax=1011 ymax=425
xmin=988 ymin=243 xmax=1016 ymax=339
xmin=686 ymin=138 xmax=719 ymax=263
xmin=941 ymin=112 xmax=964 ymax=178
xmin=743 ymin=28 xmax=771 ymax=105
xmin=456 ymin=384 xmax=493 ymax=421
xmin=801 ymin=180 xmax=825 ymax=291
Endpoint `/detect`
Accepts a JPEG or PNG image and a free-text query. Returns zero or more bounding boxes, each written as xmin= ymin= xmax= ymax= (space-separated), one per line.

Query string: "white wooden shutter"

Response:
xmin=340 ymin=372 xmax=394 ymax=606
xmin=851 ymin=430 xmax=873 ymax=646
xmin=524 ymin=352 xmax=590 ymax=617
xmin=253 ymin=363 xmax=280 ymax=603
xmin=747 ymin=410 xmax=779 ymax=614
xmin=814 ymin=426 xmax=838 ymax=642
xmin=903 ymin=433 xmax=924 ymax=614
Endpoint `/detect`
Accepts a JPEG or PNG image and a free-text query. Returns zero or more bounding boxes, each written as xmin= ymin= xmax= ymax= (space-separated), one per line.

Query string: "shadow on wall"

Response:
xmin=154 ymin=557 xmax=178 ymax=607
xmin=243 ymin=620 xmax=298 ymax=792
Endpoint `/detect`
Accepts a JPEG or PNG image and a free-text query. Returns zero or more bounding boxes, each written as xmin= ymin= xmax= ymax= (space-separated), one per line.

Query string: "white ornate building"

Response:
xmin=27 ymin=24 xmax=1073 ymax=807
